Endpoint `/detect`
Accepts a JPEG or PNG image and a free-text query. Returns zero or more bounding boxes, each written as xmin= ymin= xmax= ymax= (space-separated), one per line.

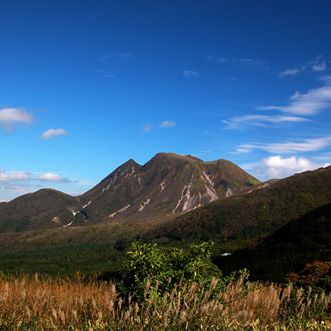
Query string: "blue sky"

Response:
xmin=1 ymin=0 xmax=331 ymax=200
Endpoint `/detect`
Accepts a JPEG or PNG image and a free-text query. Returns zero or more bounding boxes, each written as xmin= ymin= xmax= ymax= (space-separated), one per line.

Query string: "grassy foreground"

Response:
xmin=0 ymin=275 xmax=329 ymax=330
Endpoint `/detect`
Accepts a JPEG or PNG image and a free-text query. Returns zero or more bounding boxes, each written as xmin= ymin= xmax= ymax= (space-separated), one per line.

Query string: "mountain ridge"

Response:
xmin=0 ymin=153 xmax=260 ymax=233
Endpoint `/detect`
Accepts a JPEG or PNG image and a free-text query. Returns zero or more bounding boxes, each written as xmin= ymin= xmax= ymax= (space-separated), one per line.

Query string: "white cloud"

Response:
xmin=0 ymin=170 xmax=72 ymax=184
xmin=42 ymin=128 xmax=68 ymax=140
xmin=279 ymin=55 xmax=327 ymax=77
xmin=262 ymin=156 xmax=318 ymax=178
xmin=182 ymin=70 xmax=200 ymax=78
xmin=0 ymin=171 xmax=31 ymax=182
xmin=249 ymin=156 xmax=324 ymax=179
xmin=259 ymin=85 xmax=331 ymax=116
xmin=0 ymin=108 xmax=33 ymax=128
xmin=159 ymin=120 xmax=176 ymax=128
xmin=223 ymin=114 xmax=309 ymax=129
xmin=237 ymin=136 xmax=331 ymax=154
xmin=0 ymin=170 xmax=85 ymax=201
xmin=38 ymin=172 xmax=71 ymax=183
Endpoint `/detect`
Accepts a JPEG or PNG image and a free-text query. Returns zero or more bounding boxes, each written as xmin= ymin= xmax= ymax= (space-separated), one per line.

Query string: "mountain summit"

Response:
xmin=0 ymin=153 xmax=259 ymax=232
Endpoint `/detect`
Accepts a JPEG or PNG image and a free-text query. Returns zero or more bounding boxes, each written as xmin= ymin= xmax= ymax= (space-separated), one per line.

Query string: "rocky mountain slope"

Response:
xmin=0 ymin=153 xmax=259 ymax=232
xmin=80 ymin=153 xmax=260 ymax=223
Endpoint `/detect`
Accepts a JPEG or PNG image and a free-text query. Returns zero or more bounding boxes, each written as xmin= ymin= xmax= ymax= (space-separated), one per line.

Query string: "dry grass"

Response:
xmin=0 ymin=274 xmax=329 ymax=330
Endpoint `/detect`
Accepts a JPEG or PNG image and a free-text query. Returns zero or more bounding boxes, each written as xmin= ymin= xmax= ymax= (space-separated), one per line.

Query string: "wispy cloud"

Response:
xmin=98 ymin=53 xmax=111 ymax=63
xmin=224 ymin=83 xmax=331 ymax=130
xmin=207 ymin=56 xmax=266 ymax=67
xmin=118 ymin=52 xmax=132 ymax=57
xmin=95 ymin=69 xmax=115 ymax=78
xmin=279 ymin=67 xmax=304 ymax=77
xmin=279 ymin=55 xmax=327 ymax=77
xmin=311 ymin=55 xmax=327 ymax=72
xmin=42 ymin=128 xmax=68 ymax=140
xmin=0 ymin=108 xmax=33 ymax=129
xmin=182 ymin=70 xmax=200 ymax=78
xmin=223 ymin=114 xmax=309 ymax=129
xmin=159 ymin=120 xmax=176 ymax=128
xmin=142 ymin=121 xmax=176 ymax=133
xmin=237 ymin=136 xmax=331 ymax=154
xmin=259 ymin=85 xmax=331 ymax=116
xmin=319 ymin=75 xmax=331 ymax=85
xmin=243 ymin=155 xmax=328 ymax=180
xmin=141 ymin=123 xmax=154 ymax=133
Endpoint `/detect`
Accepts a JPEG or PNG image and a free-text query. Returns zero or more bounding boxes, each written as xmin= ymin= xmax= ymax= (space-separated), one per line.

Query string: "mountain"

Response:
xmin=142 ymin=165 xmax=331 ymax=243
xmin=79 ymin=153 xmax=260 ymax=223
xmin=0 ymin=153 xmax=260 ymax=233
xmin=216 ymin=202 xmax=331 ymax=282
xmin=0 ymin=189 xmax=80 ymax=232
xmin=0 ymin=163 xmax=331 ymax=276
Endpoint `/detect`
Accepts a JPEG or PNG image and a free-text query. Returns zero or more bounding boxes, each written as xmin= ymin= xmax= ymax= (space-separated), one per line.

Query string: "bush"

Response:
xmin=120 ymin=241 xmax=248 ymax=299
xmin=287 ymin=260 xmax=331 ymax=290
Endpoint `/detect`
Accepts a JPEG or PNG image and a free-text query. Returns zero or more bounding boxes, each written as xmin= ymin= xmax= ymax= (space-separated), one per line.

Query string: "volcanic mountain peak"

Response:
xmin=0 ymin=153 xmax=261 ymax=232
xmin=79 ymin=152 xmax=260 ymax=223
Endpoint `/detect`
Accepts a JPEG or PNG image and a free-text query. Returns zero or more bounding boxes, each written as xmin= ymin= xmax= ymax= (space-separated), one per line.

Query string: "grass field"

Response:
xmin=0 ymin=274 xmax=329 ymax=330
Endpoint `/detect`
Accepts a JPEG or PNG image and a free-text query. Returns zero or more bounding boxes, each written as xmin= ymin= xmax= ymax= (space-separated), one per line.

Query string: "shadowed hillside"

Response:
xmin=216 ymin=202 xmax=331 ymax=282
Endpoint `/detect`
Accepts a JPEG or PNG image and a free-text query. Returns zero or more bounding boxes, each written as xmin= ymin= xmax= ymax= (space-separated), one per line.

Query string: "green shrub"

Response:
xmin=120 ymin=241 xmax=248 ymax=299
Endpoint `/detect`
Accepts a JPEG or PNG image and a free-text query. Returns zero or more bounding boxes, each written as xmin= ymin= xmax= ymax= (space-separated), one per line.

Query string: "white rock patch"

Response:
xmin=109 ymin=204 xmax=130 ymax=218
xmin=82 ymin=201 xmax=91 ymax=208
xmin=139 ymin=198 xmax=151 ymax=212
xmin=201 ymin=171 xmax=219 ymax=202
xmin=52 ymin=216 xmax=61 ymax=224
xmin=160 ymin=180 xmax=166 ymax=192
xmin=226 ymin=187 xmax=233 ymax=197
xmin=102 ymin=174 xmax=118 ymax=193
xmin=172 ymin=176 xmax=199 ymax=214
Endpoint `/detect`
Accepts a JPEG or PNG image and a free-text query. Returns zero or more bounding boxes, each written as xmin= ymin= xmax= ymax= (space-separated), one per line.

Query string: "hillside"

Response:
xmin=0 ymin=165 xmax=330 ymax=276
xmin=0 ymin=153 xmax=259 ymax=233
xmin=0 ymin=189 xmax=80 ymax=233
xmin=80 ymin=153 xmax=260 ymax=223
xmin=143 ymin=165 xmax=331 ymax=243
xmin=216 ymin=202 xmax=331 ymax=282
